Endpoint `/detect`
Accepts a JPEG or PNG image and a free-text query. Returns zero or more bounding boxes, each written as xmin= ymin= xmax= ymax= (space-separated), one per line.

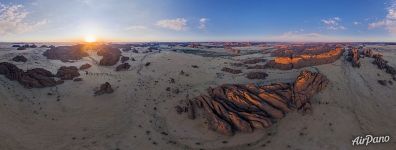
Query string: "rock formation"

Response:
xmin=121 ymin=56 xmax=129 ymax=63
xmin=97 ymin=47 xmax=121 ymax=66
xmin=0 ymin=62 xmax=62 ymax=88
xmin=221 ymin=67 xmax=242 ymax=74
xmin=94 ymin=82 xmax=114 ymax=95
xmin=266 ymin=48 xmax=344 ymax=70
xmin=182 ymin=70 xmax=328 ymax=135
xmin=372 ymin=56 xmax=396 ymax=76
xmin=43 ymin=45 xmax=88 ymax=62
xmin=115 ymin=63 xmax=131 ymax=71
xmin=246 ymin=72 xmax=268 ymax=79
xmin=56 ymin=66 xmax=80 ymax=80
xmin=346 ymin=48 xmax=360 ymax=67
xmin=12 ymin=55 xmax=27 ymax=62
xmin=79 ymin=63 xmax=92 ymax=70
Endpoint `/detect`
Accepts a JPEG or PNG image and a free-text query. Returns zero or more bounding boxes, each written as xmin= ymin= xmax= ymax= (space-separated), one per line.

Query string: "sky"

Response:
xmin=0 ymin=0 xmax=396 ymax=42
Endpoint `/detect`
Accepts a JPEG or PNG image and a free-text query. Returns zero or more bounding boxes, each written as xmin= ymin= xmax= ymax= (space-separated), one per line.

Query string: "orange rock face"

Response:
xmin=183 ymin=70 xmax=329 ymax=135
xmin=266 ymin=48 xmax=344 ymax=70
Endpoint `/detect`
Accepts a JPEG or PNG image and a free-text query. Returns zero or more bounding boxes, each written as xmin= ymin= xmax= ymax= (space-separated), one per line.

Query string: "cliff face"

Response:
xmin=265 ymin=48 xmax=344 ymax=70
xmin=183 ymin=70 xmax=329 ymax=136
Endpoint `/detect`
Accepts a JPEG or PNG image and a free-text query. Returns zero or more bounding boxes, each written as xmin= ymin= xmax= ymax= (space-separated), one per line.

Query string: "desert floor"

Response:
xmin=0 ymin=44 xmax=395 ymax=150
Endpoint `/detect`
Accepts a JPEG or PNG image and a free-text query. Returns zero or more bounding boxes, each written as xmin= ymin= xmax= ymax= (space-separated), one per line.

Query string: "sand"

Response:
xmin=0 ymin=44 xmax=395 ymax=150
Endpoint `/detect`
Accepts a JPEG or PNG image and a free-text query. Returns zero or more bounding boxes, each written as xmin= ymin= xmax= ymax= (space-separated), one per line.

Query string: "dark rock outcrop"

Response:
xmin=183 ymin=70 xmax=328 ymax=135
xmin=43 ymin=45 xmax=88 ymax=62
xmin=12 ymin=55 xmax=27 ymax=62
xmin=266 ymin=48 xmax=344 ymax=70
xmin=0 ymin=62 xmax=61 ymax=88
xmin=246 ymin=72 xmax=268 ymax=79
xmin=115 ymin=63 xmax=131 ymax=71
xmin=79 ymin=63 xmax=92 ymax=70
xmin=98 ymin=47 xmax=121 ymax=66
xmin=17 ymin=47 xmax=27 ymax=50
xmin=121 ymin=56 xmax=129 ymax=63
xmin=56 ymin=66 xmax=80 ymax=80
xmin=221 ymin=67 xmax=242 ymax=74
xmin=94 ymin=82 xmax=114 ymax=95
xmin=372 ymin=56 xmax=396 ymax=76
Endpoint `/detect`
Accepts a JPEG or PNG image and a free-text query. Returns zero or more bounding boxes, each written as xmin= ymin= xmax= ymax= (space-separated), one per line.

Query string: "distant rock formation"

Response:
xmin=97 ymin=46 xmax=121 ymax=66
xmin=12 ymin=55 xmax=27 ymax=62
xmin=43 ymin=45 xmax=88 ymax=62
xmin=79 ymin=63 xmax=92 ymax=70
xmin=94 ymin=82 xmax=114 ymax=95
xmin=266 ymin=48 xmax=344 ymax=70
xmin=221 ymin=67 xmax=242 ymax=74
xmin=56 ymin=66 xmax=80 ymax=80
xmin=180 ymin=70 xmax=328 ymax=135
xmin=17 ymin=47 xmax=27 ymax=50
xmin=115 ymin=63 xmax=131 ymax=71
xmin=246 ymin=72 xmax=268 ymax=79
xmin=242 ymin=58 xmax=266 ymax=64
xmin=121 ymin=56 xmax=129 ymax=63
xmin=0 ymin=62 xmax=62 ymax=88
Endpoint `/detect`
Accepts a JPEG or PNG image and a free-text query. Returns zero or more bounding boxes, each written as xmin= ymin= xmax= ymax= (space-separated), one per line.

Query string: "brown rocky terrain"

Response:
xmin=246 ymin=72 xmax=268 ymax=79
xmin=79 ymin=63 xmax=92 ymax=70
xmin=346 ymin=48 xmax=360 ymax=67
xmin=94 ymin=82 xmax=114 ymax=95
xmin=265 ymin=47 xmax=344 ymax=70
xmin=115 ymin=63 xmax=131 ymax=71
xmin=180 ymin=70 xmax=328 ymax=135
xmin=12 ymin=55 xmax=27 ymax=62
xmin=0 ymin=62 xmax=62 ymax=88
xmin=43 ymin=45 xmax=88 ymax=62
xmin=56 ymin=66 xmax=80 ymax=80
xmin=97 ymin=46 xmax=122 ymax=66
xmin=221 ymin=67 xmax=242 ymax=74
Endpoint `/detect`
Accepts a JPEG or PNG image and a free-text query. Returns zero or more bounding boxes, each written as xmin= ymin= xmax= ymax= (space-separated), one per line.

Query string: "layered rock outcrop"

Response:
xmin=182 ymin=70 xmax=328 ymax=135
xmin=97 ymin=47 xmax=121 ymax=66
xmin=12 ymin=55 xmax=27 ymax=62
xmin=221 ymin=67 xmax=242 ymax=74
xmin=0 ymin=62 xmax=62 ymax=88
xmin=94 ymin=82 xmax=114 ymax=95
xmin=246 ymin=72 xmax=268 ymax=79
xmin=346 ymin=48 xmax=360 ymax=67
xmin=79 ymin=63 xmax=92 ymax=70
xmin=266 ymin=48 xmax=344 ymax=70
xmin=56 ymin=66 xmax=80 ymax=80
xmin=115 ymin=63 xmax=131 ymax=71
xmin=43 ymin=45 xmax=88 ymax=62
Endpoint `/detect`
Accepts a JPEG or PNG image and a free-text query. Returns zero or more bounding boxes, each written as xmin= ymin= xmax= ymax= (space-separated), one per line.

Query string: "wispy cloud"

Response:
xmin=368 ymin=1 xmax=396 ymax=34
xmin=0 ymin=3 xmax=47 ymax=36
xmin=198 ymin=18 xmax=208 ymax=30
xmin=353 ymin=21 xmax=360 ymax=25
xmin=125 ymin=25 xmax=148 ymax=31
xmin=321 ymin=17 xmax=346 ymax=30
xmin=156 ymin=18 xmax=187 ymax=31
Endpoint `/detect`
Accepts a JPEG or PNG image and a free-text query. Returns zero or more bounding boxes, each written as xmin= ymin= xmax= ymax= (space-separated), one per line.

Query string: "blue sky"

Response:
xmin=0 ymin=0 xmax=395 ymax=42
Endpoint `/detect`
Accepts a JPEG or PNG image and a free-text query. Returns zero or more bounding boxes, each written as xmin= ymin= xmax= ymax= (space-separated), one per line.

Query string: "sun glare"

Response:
xmin=84 ymin=35 xmax=97 ymax=43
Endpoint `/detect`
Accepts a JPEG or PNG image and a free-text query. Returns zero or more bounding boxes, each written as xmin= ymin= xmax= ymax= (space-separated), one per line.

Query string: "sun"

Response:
xmin=84 ymin=35 xmax=97 ymax=43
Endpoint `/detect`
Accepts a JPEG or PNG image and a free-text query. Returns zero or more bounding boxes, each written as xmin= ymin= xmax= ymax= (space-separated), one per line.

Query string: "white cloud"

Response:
xmin=353 ymin=21 xmax=360 ymax=25
xmin=156 ymin=18 xmax=187 ymax=31
xmin=368 ymin=1 xmax=396 ymax=34
xmin=199 ymin=18 xmax=208 ymax=30
xmin=0 ymin=3 xmax=47 ymax=36
xmin=321 ymin=17 xmax=346 ymax=30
